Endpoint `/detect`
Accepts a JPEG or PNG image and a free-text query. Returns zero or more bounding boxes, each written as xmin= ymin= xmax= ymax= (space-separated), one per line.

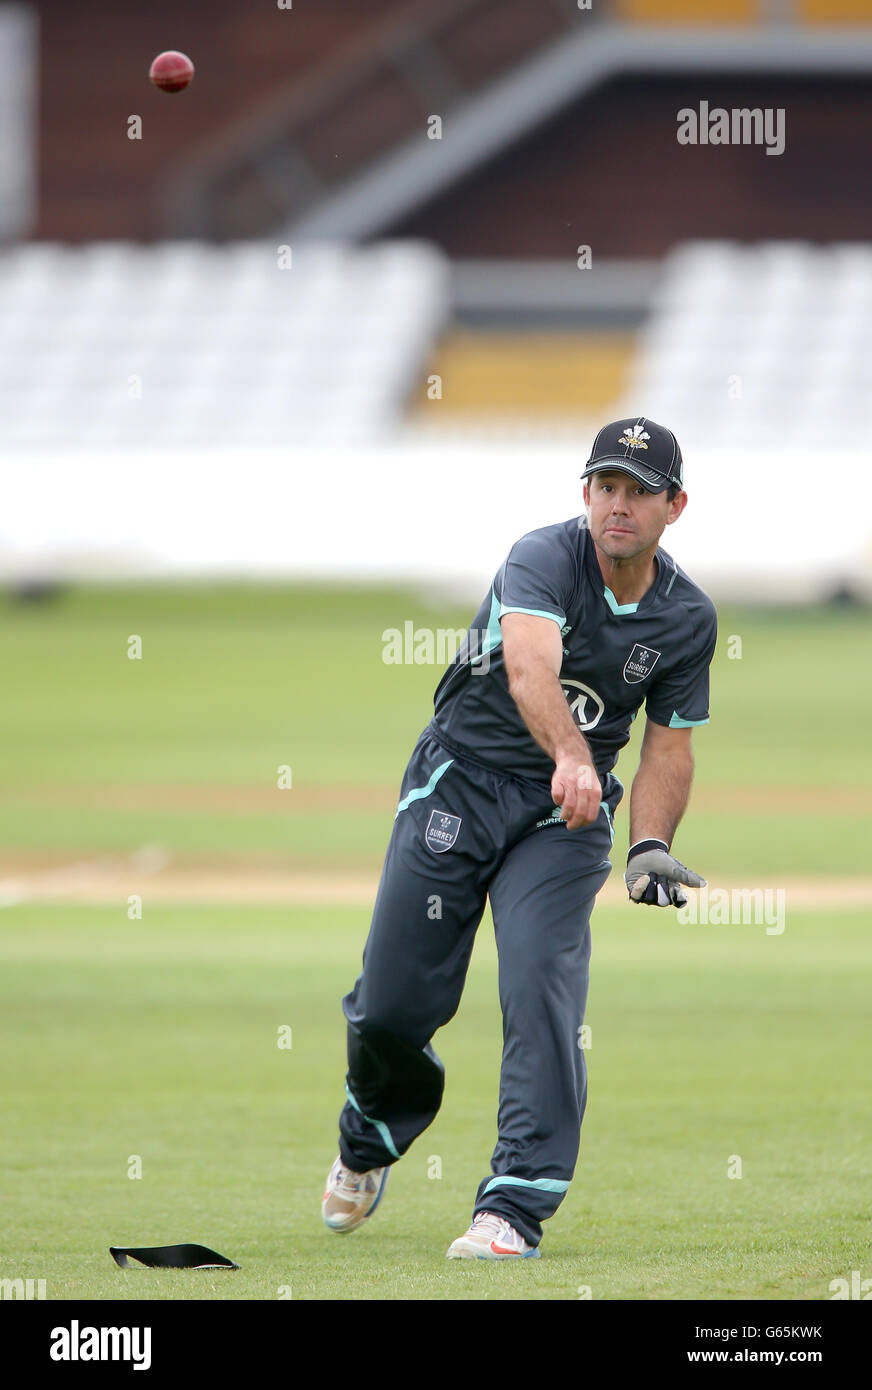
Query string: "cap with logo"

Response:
xmin=580 ymin=417 xmax=683 ymax=494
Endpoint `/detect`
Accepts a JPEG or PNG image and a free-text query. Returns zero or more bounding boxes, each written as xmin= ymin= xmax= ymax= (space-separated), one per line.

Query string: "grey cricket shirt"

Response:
xmin=430 ymin=515 xmax=718 ymax=785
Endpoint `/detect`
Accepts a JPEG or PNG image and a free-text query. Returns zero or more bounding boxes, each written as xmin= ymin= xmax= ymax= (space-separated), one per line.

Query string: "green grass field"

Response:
xmin=1 ymin=584 xmax=870 ymax=1300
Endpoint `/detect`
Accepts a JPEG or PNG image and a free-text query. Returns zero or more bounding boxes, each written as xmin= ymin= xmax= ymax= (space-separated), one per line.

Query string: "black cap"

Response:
xmin=581 ymin=417 xmax=683 ymax=493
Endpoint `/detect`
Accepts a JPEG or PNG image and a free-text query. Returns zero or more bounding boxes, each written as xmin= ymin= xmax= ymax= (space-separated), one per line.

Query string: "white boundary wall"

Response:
xmin=1 ymin=440 xmax=867 ymax=602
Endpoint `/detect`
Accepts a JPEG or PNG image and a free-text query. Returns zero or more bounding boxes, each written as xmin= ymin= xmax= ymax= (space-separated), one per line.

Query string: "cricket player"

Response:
xmin=322 ymin=418 xmax=717 ymax=1259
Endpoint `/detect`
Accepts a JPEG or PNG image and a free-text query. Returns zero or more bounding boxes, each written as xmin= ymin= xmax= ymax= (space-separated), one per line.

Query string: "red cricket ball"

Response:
xmin=149 ymin=50 xmax=195 ymax=94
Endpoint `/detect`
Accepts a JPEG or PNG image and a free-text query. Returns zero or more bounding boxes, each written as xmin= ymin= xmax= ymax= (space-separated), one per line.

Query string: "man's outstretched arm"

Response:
xmin=625 ymin=719 xmax=705 ymax=906
xmin=500 ymin=611 xmax=601 ymax=831
xmin=629 ymin=718 xmax=695 ymax=847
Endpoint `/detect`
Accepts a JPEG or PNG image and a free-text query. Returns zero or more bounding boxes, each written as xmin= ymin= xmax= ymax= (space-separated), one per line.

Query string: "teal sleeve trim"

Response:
xmin=668 ymin=712 xmax=710 ymax=728
xmin=482 ymin=1175 xmax=570 ymax=1196
xmin=498 ymin=603 xmax=565 ymax=627
xmin=395 ymin=758 xmax=454 ymax=818
xmin=344 ymin=1082 xmax=400 ymax=1160
xmin=471 ymin=587 xmax=504 ymax=666
xmin=603 ymin=586 xmax=638 ymax=615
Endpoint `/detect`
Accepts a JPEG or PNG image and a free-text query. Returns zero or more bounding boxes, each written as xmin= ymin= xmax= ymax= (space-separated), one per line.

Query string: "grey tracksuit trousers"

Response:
xmin=338 ymin=725 xmax=622 ymax=1247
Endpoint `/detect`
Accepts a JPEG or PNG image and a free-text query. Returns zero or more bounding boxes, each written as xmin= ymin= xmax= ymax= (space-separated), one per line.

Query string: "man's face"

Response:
xmin=584 ymin=470 xmax=685 ymax=560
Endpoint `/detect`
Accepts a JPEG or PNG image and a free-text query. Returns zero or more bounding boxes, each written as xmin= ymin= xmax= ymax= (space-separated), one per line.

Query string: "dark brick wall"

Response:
xmin=386 ymin=77 xmax=872 ymax=257
xmin=34 ymin=0 xmax=408 ymax=239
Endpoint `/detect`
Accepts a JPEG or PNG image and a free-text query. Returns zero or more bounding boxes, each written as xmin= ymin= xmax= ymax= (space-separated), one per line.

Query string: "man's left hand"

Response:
xmin=625 ymin=839 xmax=705 ymax=907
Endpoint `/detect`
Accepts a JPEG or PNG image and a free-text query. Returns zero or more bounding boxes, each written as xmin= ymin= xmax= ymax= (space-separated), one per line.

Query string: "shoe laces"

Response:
xmin=472 ymin=1210 xmax=510 ymax=1240
xmin=335 ymin=1161 xmax=381 ymax=1195
xmin=335 ymin=1163 xmax=364 ymax=1194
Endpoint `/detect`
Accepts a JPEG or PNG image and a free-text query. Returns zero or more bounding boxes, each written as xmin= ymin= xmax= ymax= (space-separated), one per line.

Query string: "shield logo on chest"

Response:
xmin=623 ymin=643 xmax=662 ymax=684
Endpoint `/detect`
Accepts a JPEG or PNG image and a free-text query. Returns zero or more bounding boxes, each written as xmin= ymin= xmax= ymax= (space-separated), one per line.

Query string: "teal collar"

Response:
xmin=603 ymin=586 xmax=638 ymax=615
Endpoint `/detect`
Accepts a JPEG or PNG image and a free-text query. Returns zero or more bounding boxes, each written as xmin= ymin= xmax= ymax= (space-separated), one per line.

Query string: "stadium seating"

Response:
xmin=623 ymin=241 xmax=872 ymax=452
xmin=0 ymin=240 xmax=449 ymax=446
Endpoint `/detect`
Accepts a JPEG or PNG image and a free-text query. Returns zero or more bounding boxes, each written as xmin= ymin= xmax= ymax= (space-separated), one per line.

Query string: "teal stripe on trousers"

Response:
xmin=395 ymin=758 xmax=453 ymax=819
xmin=344 ymin=1082 xmax=400 ymax=1160
xmin=482 ymin=1175 xmax=570 ymax=1196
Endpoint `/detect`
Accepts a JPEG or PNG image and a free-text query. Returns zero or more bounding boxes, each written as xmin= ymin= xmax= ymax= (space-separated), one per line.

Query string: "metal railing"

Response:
xmin=161 ymin=0 xmax=584 ymax=238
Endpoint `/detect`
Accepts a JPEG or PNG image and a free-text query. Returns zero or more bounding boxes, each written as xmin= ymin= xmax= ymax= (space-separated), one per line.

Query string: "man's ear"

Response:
xmin=666 ymin=489 xmax=688 ymax=524
xmin=582 ymin=481 xmax=590 ymax=506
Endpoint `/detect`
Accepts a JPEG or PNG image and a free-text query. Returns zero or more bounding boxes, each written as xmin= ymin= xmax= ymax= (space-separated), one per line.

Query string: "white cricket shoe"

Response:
xmin=322 ymin=1155 xmax=389 ymax=1233
xmin=446 ymin=1209 xmax=541 ymax=1260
